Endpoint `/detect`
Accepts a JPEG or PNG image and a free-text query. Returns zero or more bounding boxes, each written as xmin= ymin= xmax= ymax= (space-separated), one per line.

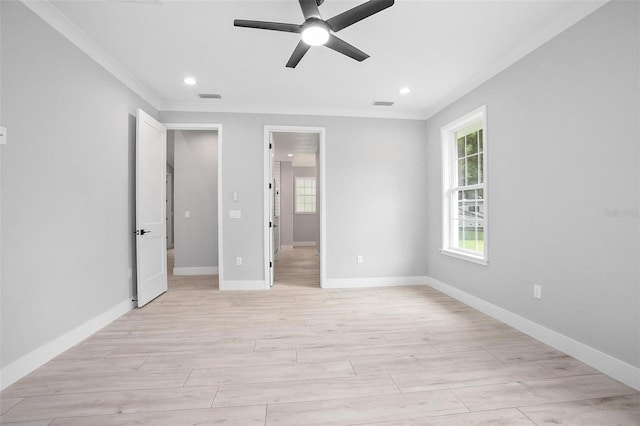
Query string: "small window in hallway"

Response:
xmin=295 ymin=177 xmax=316 ymax=213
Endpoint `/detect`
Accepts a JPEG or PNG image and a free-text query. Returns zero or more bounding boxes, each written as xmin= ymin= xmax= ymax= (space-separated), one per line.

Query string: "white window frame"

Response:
xmin=440 ymin=105 xmax=488 ymax=265
xmin=295 ymin=176 xmax=317 ymax=214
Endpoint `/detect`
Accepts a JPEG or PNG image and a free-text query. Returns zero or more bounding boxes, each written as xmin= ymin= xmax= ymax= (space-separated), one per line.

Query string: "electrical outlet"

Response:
xmin=533 ymin=284 xmax=542 ymax=299
xmin=357 ymin=255 xmax=363 ymax=264
xmin=235 ymin=257 xmax=242 ymax=266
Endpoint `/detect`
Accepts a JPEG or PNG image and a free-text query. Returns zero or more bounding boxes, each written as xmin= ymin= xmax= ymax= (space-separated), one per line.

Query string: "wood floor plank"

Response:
xmin=519 ymin=394 xmax=640 ymax=425
xmin=487 ymin=342 xmax=569 ymax=363
xmin=186 ymin=361 xmax=355 ymax=387
xmin=1 ymin=386 xmax=218 ymax=422
xmin=297 ymin=343 xmax=439 ymax=364
xmin=213 ymin=375 xmax=398 ymax=407
xmin=534 ymin=357 xmax=600 ymax=378
xmin=0 ymin=397 xmax=24 ymax=414
xmin=0 ymin=420 xmax=53 ymax=426
xmin=254 ymin=333 xmax=387 ymax=351
xmin=351 ymin=350 xmax=502 ymax=376
xmin=138 ymin=349 xmax=296 ymax=371
xmin=451 ymin=374 xmax=637 ymax=411
xmin=50 ymin=405 xmax=267 ymax=425
xmin=363 ymin=408 xmax=535 ymax=425
xmin=391 ymin=361 xmax=558 ymax=392
xmin=23 ymin=357 xmax=147 ymax=379
xmin=264 ymin=389 xmax=468 ymax=425
xmin=1 ymin=370 xmax=191 ymax=398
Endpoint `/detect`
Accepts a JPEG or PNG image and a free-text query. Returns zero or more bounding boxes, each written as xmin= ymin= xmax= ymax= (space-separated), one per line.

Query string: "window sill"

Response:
xmin=440 ymin=248 xmax=488 ymax=266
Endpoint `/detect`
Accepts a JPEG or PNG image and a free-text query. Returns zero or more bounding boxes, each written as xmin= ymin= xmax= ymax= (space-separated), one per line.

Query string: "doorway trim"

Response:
xmin=264 ymin=125 xmax=326 ymax=289
xmin=163 ymin=123 xmax=224 ymax=289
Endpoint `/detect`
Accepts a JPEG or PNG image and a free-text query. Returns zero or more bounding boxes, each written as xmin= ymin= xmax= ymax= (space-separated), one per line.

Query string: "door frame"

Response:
xmin=264 ymin=125 xmax=326 ymax=289
xmin=163 ymin=123 xmax=224 ymax=289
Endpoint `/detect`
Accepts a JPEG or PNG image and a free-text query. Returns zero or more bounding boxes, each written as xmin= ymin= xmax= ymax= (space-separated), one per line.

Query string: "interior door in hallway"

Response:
xmin=135 ymin=108 xmax=168 ymax=307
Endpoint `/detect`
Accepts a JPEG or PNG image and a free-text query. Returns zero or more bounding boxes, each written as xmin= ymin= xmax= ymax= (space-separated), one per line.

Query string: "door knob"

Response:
xmin=136 ymin=229 xmax=151 ymax=235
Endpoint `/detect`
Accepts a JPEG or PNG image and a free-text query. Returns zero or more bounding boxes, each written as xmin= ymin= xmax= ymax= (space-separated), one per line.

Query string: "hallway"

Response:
xmin=274 ymin=247 xmax=320 ymax=289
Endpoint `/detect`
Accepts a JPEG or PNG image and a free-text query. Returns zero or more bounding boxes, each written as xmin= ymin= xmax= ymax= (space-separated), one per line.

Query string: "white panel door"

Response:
xmin=268 ymin=133 xmax=274 ymax=287
xmin=135 ymin=109 xmax=167 ymax=307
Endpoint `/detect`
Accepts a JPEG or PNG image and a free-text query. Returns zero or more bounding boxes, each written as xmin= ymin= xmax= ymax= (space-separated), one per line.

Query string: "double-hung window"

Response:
xmin=441 ymin=106 xmax=488 ymax=265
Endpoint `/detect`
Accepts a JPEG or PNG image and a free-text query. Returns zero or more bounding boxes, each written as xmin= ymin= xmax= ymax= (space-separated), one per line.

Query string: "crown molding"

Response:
xmin=21 ymin=0 xmax=163 ymax=110
xmin=158 ymin=102 xmax=426 ymax=121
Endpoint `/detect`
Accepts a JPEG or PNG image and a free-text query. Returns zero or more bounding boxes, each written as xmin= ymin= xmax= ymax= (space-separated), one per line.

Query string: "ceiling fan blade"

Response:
xmin=234 ymin=20 xmax=301 ymax=34
xmin=325 ymin=34 xmax=369 ymax=62
xmin=286 ymin=40 xmax=312 ymax=68
xmin=299 ymin=0 xmax=322 ymax=20
xmin=326 ymin=0 xmax=394 ymax=32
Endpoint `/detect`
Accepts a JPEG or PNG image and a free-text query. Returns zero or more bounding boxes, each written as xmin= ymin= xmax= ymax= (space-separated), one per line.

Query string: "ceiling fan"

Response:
xmin=234 ymin=0 xmax=394 ymax=68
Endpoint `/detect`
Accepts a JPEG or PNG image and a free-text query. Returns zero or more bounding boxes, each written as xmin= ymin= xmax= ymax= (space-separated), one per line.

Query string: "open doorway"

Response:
xmin=165 ymin=124 xmax=223 ymax=289
xmin=265 ymin=126 xmax=326 ymax=289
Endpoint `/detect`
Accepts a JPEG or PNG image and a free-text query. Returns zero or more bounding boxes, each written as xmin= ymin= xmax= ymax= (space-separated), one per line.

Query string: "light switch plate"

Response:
xmin=185 ymin=211 xmax=191 ymax=219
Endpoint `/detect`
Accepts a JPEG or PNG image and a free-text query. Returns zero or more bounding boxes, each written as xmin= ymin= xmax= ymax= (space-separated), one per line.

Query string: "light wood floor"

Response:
xmin=1 ymin=248 xmax=639 ymax=425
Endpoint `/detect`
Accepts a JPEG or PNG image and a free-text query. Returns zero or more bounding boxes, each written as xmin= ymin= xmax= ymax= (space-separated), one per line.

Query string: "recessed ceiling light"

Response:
xmin=184 ymin=77 xmax=196 ymax=86
xmin=287 ymin=153 xmax=294 ymax=157
xmin=399 ymin=87 xmax=411 ymax=94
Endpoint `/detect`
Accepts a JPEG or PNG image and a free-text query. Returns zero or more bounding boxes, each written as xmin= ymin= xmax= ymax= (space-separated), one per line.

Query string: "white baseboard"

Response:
xmin=220 ymin=280 xmax=267 ymax=291
xmin=293 ymin=241 xmax=316 ymax=247
xmin=324 ymin=276 xmax=428 ymax=289
xmin=0 ymin=298 xmax=132 ymax=390
xmin=426 ymin=276 xmax=640 ymax=391
xmin=173 ymin=266 xmax=218 ymax=276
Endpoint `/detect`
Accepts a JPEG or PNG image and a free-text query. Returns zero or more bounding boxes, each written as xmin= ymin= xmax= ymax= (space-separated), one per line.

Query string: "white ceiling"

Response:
xmin=39 ymin=0 xmax=606 ymax=120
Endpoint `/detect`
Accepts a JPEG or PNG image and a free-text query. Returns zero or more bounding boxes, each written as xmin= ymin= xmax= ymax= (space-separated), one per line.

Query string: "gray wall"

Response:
xmin=293 ymin=166 xmax=318 ymax=244
xmin=1 ymin=2 xmax=157 ymax=368
xmin=173 ymin=130 xmax=218 ymax=269
xmin=280 ymin=162 xmax=294 ymax=248
xmin=158 ymin=111 xmax=429 ymax=283
xmin=424 ymin=1 xmax=639 ymax=368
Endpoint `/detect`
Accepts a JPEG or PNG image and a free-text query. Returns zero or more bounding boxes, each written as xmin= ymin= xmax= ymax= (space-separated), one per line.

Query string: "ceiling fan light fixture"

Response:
xmin=301 ymin=21 xmax=329 ymax=46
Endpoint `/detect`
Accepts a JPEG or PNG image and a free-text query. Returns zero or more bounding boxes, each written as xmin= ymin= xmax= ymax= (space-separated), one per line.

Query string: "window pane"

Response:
xmin=466 ymin=154 xmax=479 ymax=185
xmin=466 ymin=132 xmax=478 ymax=155
xmin=478 ymin=129 xmax=483 ymax=153
xmin=458 ymin=159 xmax=466 ymax=186
xmin=457 ymin=137 xmax=465 ymax=158
xmin=458 ymin=221 xmax=480 ymax=252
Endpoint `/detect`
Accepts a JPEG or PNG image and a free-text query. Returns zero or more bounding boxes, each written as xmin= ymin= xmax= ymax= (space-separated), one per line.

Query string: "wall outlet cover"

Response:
xmin=533 ymin=284 xmax=542 ymax=299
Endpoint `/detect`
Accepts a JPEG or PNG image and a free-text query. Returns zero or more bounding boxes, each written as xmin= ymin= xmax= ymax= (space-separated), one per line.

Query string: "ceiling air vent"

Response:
xmin=198 ymin=94 xmax=222 ymax=99
xmin=372 ymin=101 xmax=394 ymax=106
